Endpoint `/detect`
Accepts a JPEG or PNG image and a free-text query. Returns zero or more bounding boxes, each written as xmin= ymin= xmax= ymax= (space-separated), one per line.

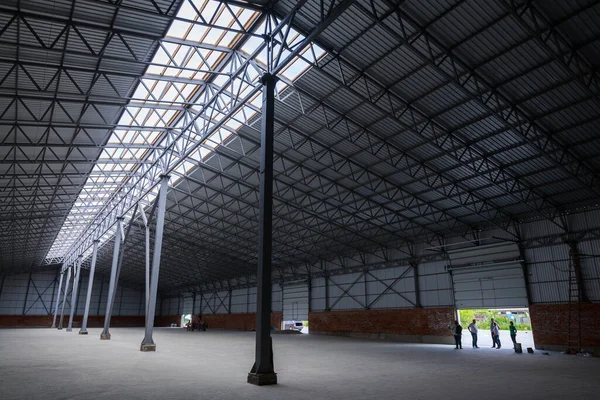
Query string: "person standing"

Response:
xmin=491 ymin=318 xmax=501 ymax=349
xmin=509 ymin=321 xmax=517 ymax=349
xmin=452 ymin=320 xmax=463 ymax=349
xmin=468 ymin=319 xmax=479 ymax=348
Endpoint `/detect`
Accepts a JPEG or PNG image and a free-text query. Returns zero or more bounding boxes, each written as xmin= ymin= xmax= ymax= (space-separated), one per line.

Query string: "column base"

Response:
xmin=247 ymin=372 xmax=277 ymax=386
xmin=66 ymin=328 xmax=73 ymax=332
xmin=140 ymin=343 xmax=156 ymax=352
xmin=100 ymin=333 xmax=111 ymax=340
xmin=51 ymin=325 xmax=56 ymax=329
xmin=79 ymin=330 xmax=88 ymax=335
xmin=57 ymin=326 xmax=63 ymax=330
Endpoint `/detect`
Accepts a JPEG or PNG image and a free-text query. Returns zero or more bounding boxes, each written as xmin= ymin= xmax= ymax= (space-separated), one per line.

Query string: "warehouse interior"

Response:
xmin=1 ymin=0 xmax=600 ymax=398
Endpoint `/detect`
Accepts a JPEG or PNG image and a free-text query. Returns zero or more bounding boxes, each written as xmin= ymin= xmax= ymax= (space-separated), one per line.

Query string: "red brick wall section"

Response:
xmin=154 ymin=312 xmax=284 ymax=331
xmin=529 ymin=303 xmax=600 ymax=351
xmin=0 ymin=315 xmax=146 ymax=328
xmin=0 ymin=313 xmax=281 ymax=329
xmin=309 ymin=308 xmax=455 ymax=339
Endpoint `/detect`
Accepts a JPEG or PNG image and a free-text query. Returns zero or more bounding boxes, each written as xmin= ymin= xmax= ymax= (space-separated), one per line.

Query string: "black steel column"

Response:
xmin=22 ymin=271 xmax=32 ymax=315
xmin=248 ymin=73 xmax=277 ymax=386
xmin=412 ymin=261 xmax=422 ymax=308
xmin=517 ymin=242 xmax=533 ymax=306
xmin=191 ymin=292 xmax=196 ymax=317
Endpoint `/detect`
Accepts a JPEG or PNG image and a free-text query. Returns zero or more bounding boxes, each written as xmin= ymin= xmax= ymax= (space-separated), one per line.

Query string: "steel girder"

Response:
xmin=0 ymin=0 xmax=184 ymax=271
xmin=302 ymin=0 xmax=570 ymax=232
xmin=500 ymin=0 xmax=600 ymax=100
xmin=57 ymin=1 xmax=361 ymax=268
xmin=370 ymin=1 xmax=600 ymax=209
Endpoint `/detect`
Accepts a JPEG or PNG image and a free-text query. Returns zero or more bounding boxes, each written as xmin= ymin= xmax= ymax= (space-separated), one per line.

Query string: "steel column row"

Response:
xmin=51 ymin=176 xmax=169 ymax=348
xmin=141 ymin=175 xmax=170 ymax=351
xmin=79 ymin=240 xmax=99 ymax=334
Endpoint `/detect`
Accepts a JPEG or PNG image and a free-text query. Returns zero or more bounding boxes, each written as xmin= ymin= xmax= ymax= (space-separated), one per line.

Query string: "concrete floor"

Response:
xmin=0 ymin=328 xmax=598 ymax=400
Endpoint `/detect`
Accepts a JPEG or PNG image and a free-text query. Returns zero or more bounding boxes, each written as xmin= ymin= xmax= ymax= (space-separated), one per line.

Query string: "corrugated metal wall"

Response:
xmin=5 ymin=210 xmax=600 ymax=320
xmin=0 ymin=270 xmax=145 ymax=317
xmin=418 ymin=261 xmax=454 ymax=307
xmin=160 ymin=283 xmax=282 ymax=316
xmin=523 ymin=209 xmax=600 ymax=304
xmin=524 ymin=244 xmax=570 ymax=303
xmin=176 ymin=209 xmax=600 ymax=312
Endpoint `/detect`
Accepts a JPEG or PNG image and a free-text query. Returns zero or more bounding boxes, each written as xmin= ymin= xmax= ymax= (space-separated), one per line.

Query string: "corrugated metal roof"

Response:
xmin=3 ymin=0 xmax=600 ymax=292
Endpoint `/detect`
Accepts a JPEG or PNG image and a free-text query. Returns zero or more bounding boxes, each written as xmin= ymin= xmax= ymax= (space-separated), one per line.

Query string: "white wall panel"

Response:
xmin=214 ymin=290 xmax=230 ymax=314
xmin=310 ymin=277 xmax=326 ymax=311
xmin=120 ymin=287 xmax=143 ymax=316
xmin=230 ymin=288 xmax=248 ymax=314
xmin=0 ymin=270 xmax=144 ymax=317
xmin=525 ymin=243 xmax=570 ymax=303
xmin=23 ymin=272 xmax=57 ymax=316
xmin=271 ymin=284 xmax=281 ymax=312
xmin=418 ymin=261 xmax=453 ymax=307
xmin=282 ymin=283 xmax=308 ymax=321
xmin=452 ymin=264 xmax=528 ymax=308
xmin=181 ymin=295 xmax=194 ymax=314
xmin=248 ymin=287 xmax=257 ymax=313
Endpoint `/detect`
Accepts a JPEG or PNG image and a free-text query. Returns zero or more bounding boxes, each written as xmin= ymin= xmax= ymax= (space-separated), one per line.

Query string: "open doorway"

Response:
xmin=457 ymin=308 xmax=534 ymax=349
xmin=282 ymin=283 xmax=309 ymax=333
xmin=180 ymin=314 xmax=192 ymax=328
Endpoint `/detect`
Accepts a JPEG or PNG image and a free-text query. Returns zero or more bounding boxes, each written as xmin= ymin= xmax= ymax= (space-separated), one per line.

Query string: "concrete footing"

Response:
xmin=247 ymin=372 xmax=277 ymax=386
xmin=50 ymin=325 xmax=56 ymax=329
xmin=140 ymin=343 xmax=156 ymax=352
xmin=100 ymin=333 xmax=111 ymax=340
xmin=79 ymin=330 xmax=88 ymax=335
xmin=57 ymin=326 xmax=63 ymax=330
xmin=66 ymin=328 xmax=73 ymax=332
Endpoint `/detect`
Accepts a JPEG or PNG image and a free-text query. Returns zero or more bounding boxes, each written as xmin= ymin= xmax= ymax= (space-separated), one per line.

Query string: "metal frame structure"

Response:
xmin=1 ymin=0 xmax=600 ymax=377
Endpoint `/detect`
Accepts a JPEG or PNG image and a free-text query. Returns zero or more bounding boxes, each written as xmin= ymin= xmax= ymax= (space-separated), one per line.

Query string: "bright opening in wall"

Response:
xmin=457 ymin=308 xmax=534 ymax=350
xmin=181 ymin=314 xmax=192 ymax=328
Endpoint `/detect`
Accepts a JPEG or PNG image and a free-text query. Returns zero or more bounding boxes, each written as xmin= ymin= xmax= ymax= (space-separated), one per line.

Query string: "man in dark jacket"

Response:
xmin=452 ymin=321 xmax=463 ymax=349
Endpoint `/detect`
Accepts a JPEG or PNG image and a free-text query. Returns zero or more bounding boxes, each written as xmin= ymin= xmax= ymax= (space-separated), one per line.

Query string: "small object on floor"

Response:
xmin=543 ymin=352 xmax=550 ymax=355
xmin=515 ymin=343 xmax=522 ymax=354
xmin=527 ymin=347 xmax=534 ymax=354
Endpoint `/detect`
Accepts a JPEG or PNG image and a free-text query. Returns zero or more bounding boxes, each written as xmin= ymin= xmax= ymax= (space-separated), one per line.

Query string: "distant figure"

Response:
xmin=490 ymin=318 xmax=501 ymax=349
xmin=468 ymin=319 xmax=479 ymax=348
xmin=509 ymin=321 xmax=517 ymax=349
xmin=452 ymin=320 xmax=463 ymax=349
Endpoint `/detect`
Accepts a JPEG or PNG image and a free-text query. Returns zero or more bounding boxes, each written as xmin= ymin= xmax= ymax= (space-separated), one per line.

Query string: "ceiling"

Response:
xmin=2 ymin=0 xmax=600 ymax=293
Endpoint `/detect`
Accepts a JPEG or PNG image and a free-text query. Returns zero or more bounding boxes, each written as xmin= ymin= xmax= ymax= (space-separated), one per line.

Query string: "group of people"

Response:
xmin=185 ymin=320 xmax=209 ymax=331
xmin=451 ymin=318 xmax=518 ymax=350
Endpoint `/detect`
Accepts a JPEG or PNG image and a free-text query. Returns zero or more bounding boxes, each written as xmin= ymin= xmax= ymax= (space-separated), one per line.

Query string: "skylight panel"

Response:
xmin=47 ymin=0 xmax=330 ymax=263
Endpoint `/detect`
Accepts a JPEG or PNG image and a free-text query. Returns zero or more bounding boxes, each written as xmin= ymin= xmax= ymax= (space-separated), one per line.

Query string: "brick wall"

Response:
xmin=529 ymin=303 xmax=600 ymax=352
xmin=0 ymin=315 xmax=146 ymax=328
xmin=155 ymin=312 xmax=283 ymax=331
xmin=309 ymin=308 xmax=455 ymax=344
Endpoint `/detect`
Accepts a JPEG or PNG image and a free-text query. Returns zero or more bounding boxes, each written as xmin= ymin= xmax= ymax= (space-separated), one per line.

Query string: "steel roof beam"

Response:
xmin=0 ymin=4 xmax=261 ymax=41
xmin=375 ymin=0 xmax=600 ymax=212
xmin=343 ymin=0 xmax=568 ymax=231
xmin=58 ymin=3 xmax=345 ymax=266
xmin=500 ymin=0 xmax=600 ymax=100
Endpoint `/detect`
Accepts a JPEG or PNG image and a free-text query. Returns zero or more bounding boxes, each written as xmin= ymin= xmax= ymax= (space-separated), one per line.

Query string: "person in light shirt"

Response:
xmin=490 ymin=318 xmax=501 ymax=349
xmin=468 ymin=319 xmax=479 ymax=348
